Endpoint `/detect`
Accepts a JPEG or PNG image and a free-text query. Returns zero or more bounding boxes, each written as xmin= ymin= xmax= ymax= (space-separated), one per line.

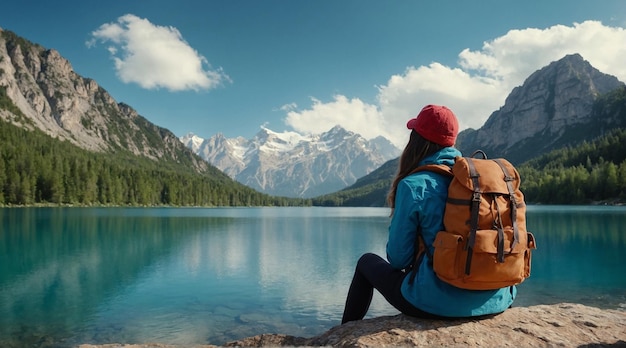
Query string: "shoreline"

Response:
xmin=1 ymin=200 xmax=625 ymax=208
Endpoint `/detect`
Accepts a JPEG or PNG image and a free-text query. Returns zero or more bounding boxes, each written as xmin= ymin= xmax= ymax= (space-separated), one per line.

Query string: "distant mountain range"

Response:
xmin=181 ymin=126 xmax=400 ymax=198
xmin=314 ymin=54 xmax=626 ymax=206
xmin=0 ymin=28 xmax=307 ymax=207
xmin=2 ymin=26 xmax=624 ymax=207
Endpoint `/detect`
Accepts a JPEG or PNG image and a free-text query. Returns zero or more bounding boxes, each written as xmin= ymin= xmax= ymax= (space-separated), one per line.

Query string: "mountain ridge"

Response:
xmin=456 ymin=53 xmax=624 ymax=164
xmin=181 ymin=126 xmax=401 ymax=198
xmin=0 ymin=28 xmax=208 ymax=173
xmin=313 ymin=54 xmax=626 ymax=206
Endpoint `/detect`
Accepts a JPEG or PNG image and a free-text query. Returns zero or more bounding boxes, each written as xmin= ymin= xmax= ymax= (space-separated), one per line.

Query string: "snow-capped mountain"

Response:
xmin=180 ymin=126 xmax=401 ymax=198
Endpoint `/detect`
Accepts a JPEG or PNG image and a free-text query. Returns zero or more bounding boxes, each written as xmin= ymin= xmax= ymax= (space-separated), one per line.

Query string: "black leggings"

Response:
xmin=341 ymin=253 xmax=441 ymax=324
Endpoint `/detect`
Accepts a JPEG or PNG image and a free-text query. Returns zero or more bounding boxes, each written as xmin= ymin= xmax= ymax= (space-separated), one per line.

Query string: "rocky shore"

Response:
xmin=78 ymin=303 xmax=626 ymax=347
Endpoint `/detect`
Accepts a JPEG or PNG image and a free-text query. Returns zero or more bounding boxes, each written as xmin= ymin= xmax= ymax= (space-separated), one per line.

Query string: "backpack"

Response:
xmin=414 ymin=150 xmax=536 ymax=290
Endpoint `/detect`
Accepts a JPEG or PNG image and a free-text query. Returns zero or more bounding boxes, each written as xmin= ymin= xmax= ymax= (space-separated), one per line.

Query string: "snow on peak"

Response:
xmin=181 ymin=125 xmax=402 ymax=198
xmin=256 ymin=126 xmax=311 ymax=154
xmin=179 ymin=132 xmax=205 ymax=152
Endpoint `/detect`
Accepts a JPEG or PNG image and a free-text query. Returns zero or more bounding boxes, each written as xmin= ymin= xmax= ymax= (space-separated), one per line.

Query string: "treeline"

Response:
xmin=2 ymin=116 xmax=623 ymax=207
xmin=0 ymin=120 xmax=310 ymax=207
xmin=518 ymin=128 xmax=626 ymax=204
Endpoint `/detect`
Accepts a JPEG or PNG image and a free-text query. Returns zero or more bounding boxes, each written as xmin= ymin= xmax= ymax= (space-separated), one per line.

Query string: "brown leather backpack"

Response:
xmin=415 ymin=150 xmax=536 ymax=290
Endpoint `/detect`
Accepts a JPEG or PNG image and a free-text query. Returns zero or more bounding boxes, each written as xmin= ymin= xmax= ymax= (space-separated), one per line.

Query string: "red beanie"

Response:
xmin=406 ymin=104 xmax=459 ymax=147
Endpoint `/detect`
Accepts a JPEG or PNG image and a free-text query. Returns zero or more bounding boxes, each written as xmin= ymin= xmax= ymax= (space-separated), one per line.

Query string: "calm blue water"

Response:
xmin=0 ymin=206 xmax=624 ymax=347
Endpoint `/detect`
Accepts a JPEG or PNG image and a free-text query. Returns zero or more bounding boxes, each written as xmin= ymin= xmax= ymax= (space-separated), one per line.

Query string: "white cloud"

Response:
xmin=279 ymin=103 xmax=297 ymax=112
xmin=376 ymin=63 xmax=504 ymax=147
xmin=284 ymin=95 xmax=383 ymax=139
xmin=283 ymin=21 xmax=626 ymax=148
xmin=87 ymin=14 xmax=230 ymax=92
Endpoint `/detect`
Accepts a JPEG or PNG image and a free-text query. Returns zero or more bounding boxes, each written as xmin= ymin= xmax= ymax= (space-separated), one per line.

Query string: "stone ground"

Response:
xmin=78 ymin=303 xmax=626 ymax=348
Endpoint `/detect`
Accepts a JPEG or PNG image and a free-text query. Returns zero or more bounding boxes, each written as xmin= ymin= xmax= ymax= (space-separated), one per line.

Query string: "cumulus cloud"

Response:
xmin=283 ymin=21 xmax=626 ymax=147
xmin=87 ymin=14 xmax=230 ymax=91
xmin=284 ymin=95 xmax=383 ymax=139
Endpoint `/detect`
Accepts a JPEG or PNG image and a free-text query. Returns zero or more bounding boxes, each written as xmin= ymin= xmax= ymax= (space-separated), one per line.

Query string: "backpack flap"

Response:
xmin=451 ymin=156 xmax=521 ymax=195
xmin=445 ymin=156 xmax=527 ymax=234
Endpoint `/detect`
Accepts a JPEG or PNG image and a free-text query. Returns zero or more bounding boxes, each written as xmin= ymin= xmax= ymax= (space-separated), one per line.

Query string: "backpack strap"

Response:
xmin=493 ymin=194 xmax=506 ymax=263
xmin=471 ymin=149 xmax=488 ymax=159
xmin=411 ymin=164 xmax=454 ymax=177
xmin=493 ymin=159 xmax=520 ymax=252
xmin=464 ymin=157 xmax=481 ymax=275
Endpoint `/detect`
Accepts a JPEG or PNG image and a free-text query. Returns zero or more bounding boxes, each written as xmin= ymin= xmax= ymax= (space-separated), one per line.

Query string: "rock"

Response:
xmin=225 ymin=303 xmax=626 ymax=347
xmin=77 ymin=303 xmax=626 ymax=348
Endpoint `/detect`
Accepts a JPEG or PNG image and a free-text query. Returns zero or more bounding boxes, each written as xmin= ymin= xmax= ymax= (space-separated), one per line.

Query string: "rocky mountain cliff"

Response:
xmin=457 ymin=53 xmax=625 ymax=164
xmin=314 ymin=54 xmax=626 ymax=206
xmin=181 ymin=126 xmax=401 ymax=198
xmin=0 ymin=28 xmax=208 ymax=172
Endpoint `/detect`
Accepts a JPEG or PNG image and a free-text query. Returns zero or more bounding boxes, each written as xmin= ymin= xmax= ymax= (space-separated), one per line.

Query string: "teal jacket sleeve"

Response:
xmin=385 ymin=147 xmax=460 ymax=271
xmin=386 ymin=179 xmax=420 ymax=270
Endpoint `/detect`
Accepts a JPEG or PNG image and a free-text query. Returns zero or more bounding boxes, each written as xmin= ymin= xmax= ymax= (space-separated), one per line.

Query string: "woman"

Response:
xmin=341 ymin=104 xmax=515 ymax=324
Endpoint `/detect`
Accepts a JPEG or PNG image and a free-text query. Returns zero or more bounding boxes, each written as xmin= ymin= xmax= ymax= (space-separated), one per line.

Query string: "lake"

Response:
xmin=0 ymin=206 xmax=625 ymax=347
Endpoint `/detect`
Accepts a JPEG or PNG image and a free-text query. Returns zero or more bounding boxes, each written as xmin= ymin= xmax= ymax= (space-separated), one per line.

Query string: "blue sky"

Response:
xmin=1 ymin=1 xmax=626 ymax=147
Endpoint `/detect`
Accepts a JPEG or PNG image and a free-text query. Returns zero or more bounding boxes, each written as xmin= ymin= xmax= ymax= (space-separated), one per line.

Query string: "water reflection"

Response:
xmin=0 ymin=206 xmax=624 ymax=347
xmin=0 ymin=208 xmax=235 ymax=346
xmin=516 ymin=206 xmax=626 ymax=308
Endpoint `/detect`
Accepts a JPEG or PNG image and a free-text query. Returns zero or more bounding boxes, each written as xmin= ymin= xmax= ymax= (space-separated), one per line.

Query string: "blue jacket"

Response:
xmin=386 ymin=147 xmax=515 ymax=317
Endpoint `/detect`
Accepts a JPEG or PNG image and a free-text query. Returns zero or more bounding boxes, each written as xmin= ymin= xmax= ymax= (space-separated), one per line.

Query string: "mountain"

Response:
xmin=0 ymin=28 xmax=208 ymax=172
xmin=314 ymin=54 xmax=626 ymax=206
xmin=456 ymin=53 xmax=625 ymax=164
xmin=181 ymin=126 xmax=401 ymax=198
xmin=312 ymin=156 xmax=398 ymax=207
xmin=0 ymin=28 xmax=308 ymax=207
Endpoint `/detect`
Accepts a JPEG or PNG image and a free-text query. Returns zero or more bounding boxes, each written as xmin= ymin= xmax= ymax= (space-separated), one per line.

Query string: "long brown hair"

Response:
xmin=387 ymin=130 xmax=444 ymax=214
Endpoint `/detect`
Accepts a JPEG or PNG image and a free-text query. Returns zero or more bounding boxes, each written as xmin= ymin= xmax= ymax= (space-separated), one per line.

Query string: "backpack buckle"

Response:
xmin=472 ymin=192 xmax=481 ymax=202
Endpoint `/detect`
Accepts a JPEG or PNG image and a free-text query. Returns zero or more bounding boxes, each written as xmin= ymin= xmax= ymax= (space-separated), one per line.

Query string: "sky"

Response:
xmin=1 ymin=1 xmax=626 ymax=148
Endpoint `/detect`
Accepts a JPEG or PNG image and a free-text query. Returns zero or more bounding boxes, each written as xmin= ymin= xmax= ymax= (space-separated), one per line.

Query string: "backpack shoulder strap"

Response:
xmin=410 ymin=164 xmax=454 ymax=177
